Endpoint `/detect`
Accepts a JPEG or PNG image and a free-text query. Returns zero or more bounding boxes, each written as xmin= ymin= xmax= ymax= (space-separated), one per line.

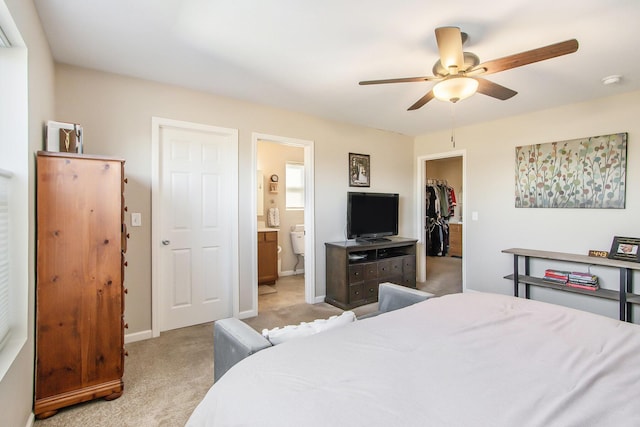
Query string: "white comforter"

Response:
xmin=187 ymin=293 xmax=640 ymax=426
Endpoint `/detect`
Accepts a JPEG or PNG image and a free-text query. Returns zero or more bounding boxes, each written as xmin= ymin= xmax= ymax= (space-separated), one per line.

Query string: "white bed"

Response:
xmin=187 ymin=293 xmax=640 ymax=426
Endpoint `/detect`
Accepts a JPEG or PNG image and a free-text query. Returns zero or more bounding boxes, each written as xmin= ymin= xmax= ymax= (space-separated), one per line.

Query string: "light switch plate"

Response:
xmin=131 ymin=212 xmax=142 ymax=227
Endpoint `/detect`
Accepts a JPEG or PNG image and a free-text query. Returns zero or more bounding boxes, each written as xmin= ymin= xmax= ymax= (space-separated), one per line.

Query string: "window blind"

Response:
xmin=0 ymin=171 xmax=10 ymax=347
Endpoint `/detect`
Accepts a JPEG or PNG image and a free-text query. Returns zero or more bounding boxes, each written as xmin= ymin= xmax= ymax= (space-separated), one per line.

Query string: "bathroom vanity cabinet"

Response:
xmin=258 ymin=230 xmax=278 ymax=285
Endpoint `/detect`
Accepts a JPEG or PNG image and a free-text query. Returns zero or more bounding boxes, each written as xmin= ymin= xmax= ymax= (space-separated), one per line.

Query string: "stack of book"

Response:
xmin=543 ymin=269 xmax=570 ymax=284
xmin=566 ymin=271 xmax=599 ymax=291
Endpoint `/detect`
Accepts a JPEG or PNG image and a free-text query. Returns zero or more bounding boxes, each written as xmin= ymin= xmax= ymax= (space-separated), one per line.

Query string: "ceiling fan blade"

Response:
xmin=408 ymin=91 xmax=435 ymax=110
xmin=473 ymin=39 xmax=579 ymax=76
xmin=359 ymin=76 xmax=439 ymax=85
xmin=475 ymin=77 xmax=518 ymax=100
xmin=435 ymin=27 xmax=465 ymax=73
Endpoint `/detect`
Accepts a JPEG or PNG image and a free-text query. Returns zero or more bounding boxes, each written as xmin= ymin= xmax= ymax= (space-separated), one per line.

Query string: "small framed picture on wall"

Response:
xmin=349 ymin=153 xmax=370 ymax=187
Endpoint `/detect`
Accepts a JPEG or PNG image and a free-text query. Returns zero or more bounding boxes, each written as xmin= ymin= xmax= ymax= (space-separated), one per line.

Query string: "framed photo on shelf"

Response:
xmin=608 ymin=236 xmax=640 ymax=263
xmin=46 ymin=120 xmax=83 ymax=153
xmin=349 ymin=152 xmax=370 ymax=187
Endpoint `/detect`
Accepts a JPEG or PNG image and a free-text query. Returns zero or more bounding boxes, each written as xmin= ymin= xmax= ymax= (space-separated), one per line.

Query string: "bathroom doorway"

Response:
xmin=252 ymin=133 xmax=315 ymax=315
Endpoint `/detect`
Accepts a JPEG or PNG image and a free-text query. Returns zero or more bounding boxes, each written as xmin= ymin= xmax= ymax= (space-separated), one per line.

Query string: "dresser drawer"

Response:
xmin=390 ymin=258 xmax=403 ymax=275
xmin=363 ymin=262 xmax=378 ymax=280
xmin=349 ymin=263 xmax=378 ymax=282
xmin=377 ymin=259 xmax=393 ymax=277
xmin=363 ymin=280 xmax=379 ymax=301
xmin=349 ymin=264 xmax=364 ymax=283
xmin=349 ymin=283 xmax=365 ymax=303
xmin=403 ymin=255 xmax=416 ymax=273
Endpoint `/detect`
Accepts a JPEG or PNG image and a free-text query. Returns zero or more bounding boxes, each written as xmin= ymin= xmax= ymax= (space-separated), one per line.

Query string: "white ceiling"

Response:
xmin=34 ymin=0 xmax=640 ymax=136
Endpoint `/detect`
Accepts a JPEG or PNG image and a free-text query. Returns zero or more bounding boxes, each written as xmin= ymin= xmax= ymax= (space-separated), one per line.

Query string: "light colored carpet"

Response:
xmin=34 ymin=323 xmax=214 ymax=427
xmin=258 ymin=284 xmax=277 ymax=295
xmin=33 ymin=262 xmax=461 ymax=426
xmin=422 ymin=255 xmax=463 ymax=296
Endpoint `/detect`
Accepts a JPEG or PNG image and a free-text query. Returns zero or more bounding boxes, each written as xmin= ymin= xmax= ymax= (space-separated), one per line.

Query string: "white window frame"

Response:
xmin=0 ymin=171 xmax=10 ymax=350
xmin=0 ymin=8 xmax=28 ymax=381
xmin=285 ymin=162 xmax=305 ymax=210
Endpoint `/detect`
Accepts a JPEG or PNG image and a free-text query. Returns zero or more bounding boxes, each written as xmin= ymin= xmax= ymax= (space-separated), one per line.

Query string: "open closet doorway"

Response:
xmin=251 ymin=133 xmax=315 ymax=316
xmin=420 ymin=153 xmax=464 ymax=296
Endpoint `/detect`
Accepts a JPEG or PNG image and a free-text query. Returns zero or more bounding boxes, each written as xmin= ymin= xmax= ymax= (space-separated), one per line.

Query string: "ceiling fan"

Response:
xmin=359 ymin=27 xmax=579 ymax=110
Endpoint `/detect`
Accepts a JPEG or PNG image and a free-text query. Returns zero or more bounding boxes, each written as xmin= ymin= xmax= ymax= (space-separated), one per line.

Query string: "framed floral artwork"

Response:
xmin=515 ymin=132 xmax=627 ymax=208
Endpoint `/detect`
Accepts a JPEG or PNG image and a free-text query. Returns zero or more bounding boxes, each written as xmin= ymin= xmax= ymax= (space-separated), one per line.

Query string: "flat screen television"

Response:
xmin=347 ymin=192 xmax=399 ymax=241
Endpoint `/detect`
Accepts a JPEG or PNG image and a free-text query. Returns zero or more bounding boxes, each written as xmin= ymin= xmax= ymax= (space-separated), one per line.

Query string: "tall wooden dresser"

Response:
xmin=35 ymin=151 xmax=127 ymax=418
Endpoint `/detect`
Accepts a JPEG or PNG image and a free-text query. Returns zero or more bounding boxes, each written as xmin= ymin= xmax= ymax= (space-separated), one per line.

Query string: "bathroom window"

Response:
xmin=285 ymin=162 xmax=304 ymax=210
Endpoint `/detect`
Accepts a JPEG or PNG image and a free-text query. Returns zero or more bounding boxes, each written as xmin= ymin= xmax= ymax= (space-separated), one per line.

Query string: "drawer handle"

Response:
xmin=354 ymin=272 xmax=359 ymax=276
xmin=354 ymin=291 xmax=359 ymax=295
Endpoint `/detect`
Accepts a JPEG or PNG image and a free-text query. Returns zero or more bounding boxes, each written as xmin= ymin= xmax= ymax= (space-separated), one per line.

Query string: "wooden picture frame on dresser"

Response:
xmin=34 ymin=151 xmax=127 ymax=419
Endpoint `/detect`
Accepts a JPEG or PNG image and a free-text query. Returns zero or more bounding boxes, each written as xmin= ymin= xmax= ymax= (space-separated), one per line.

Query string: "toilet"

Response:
xmin=290 ymin=225 xmax=304 ymax=273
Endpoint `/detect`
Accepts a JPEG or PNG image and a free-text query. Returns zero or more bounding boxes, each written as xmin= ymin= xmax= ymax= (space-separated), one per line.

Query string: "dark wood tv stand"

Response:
xmin=325 ymin=237 xmax=417 ymax=309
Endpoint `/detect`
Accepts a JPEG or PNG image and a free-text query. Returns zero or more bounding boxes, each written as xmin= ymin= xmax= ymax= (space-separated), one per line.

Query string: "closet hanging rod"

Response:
xmin=426 ymin=179 xmax=448 ymax=186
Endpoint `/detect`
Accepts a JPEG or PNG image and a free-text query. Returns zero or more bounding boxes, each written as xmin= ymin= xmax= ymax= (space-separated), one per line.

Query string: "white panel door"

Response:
xmin=158 ymin=125 xmax=236 ymax=331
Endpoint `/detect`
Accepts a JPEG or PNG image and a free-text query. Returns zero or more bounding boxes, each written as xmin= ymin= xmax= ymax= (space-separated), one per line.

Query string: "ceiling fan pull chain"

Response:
xmin=450 ymin=103 xmax=456 ymax=148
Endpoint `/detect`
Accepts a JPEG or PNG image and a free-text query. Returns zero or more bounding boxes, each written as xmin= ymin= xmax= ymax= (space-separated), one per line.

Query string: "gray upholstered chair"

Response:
xmin=358 ymin=282 xmax=434 ymax=319
xmin=213 ymin=282 xmax=434 ymax=382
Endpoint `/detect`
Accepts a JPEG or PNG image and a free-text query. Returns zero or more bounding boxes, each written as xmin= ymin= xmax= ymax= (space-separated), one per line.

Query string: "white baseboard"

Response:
xmin=279 ymin=269 xmax=305 ymax=277
xmin=314 ymin=295 xmax=325 ymax=304
xmin=25 ymin=412 xmax=34 ymax=427
xmin=238 ymin=309 xmax=257 ymax=319
xmin=125 ymin=329 xmax=153 ymax=344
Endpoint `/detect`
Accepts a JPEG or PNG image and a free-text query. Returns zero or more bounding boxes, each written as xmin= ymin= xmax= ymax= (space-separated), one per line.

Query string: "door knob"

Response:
xmin=162 ymin=240 xmax=170 ymax=246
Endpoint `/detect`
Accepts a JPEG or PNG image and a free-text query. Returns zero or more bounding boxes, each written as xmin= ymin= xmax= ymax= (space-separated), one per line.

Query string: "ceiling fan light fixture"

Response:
xmin=433 ymin=76 xmax=479 ymax=103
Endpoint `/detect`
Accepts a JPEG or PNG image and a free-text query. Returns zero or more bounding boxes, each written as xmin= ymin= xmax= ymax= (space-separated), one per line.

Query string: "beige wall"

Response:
xmin=54 ymin=64 xmax=415 ymax=333
xmin=416 ymin=90 xmax=640 ymax=320
xmin=0 ymin=0 xmax=55 ymax=425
